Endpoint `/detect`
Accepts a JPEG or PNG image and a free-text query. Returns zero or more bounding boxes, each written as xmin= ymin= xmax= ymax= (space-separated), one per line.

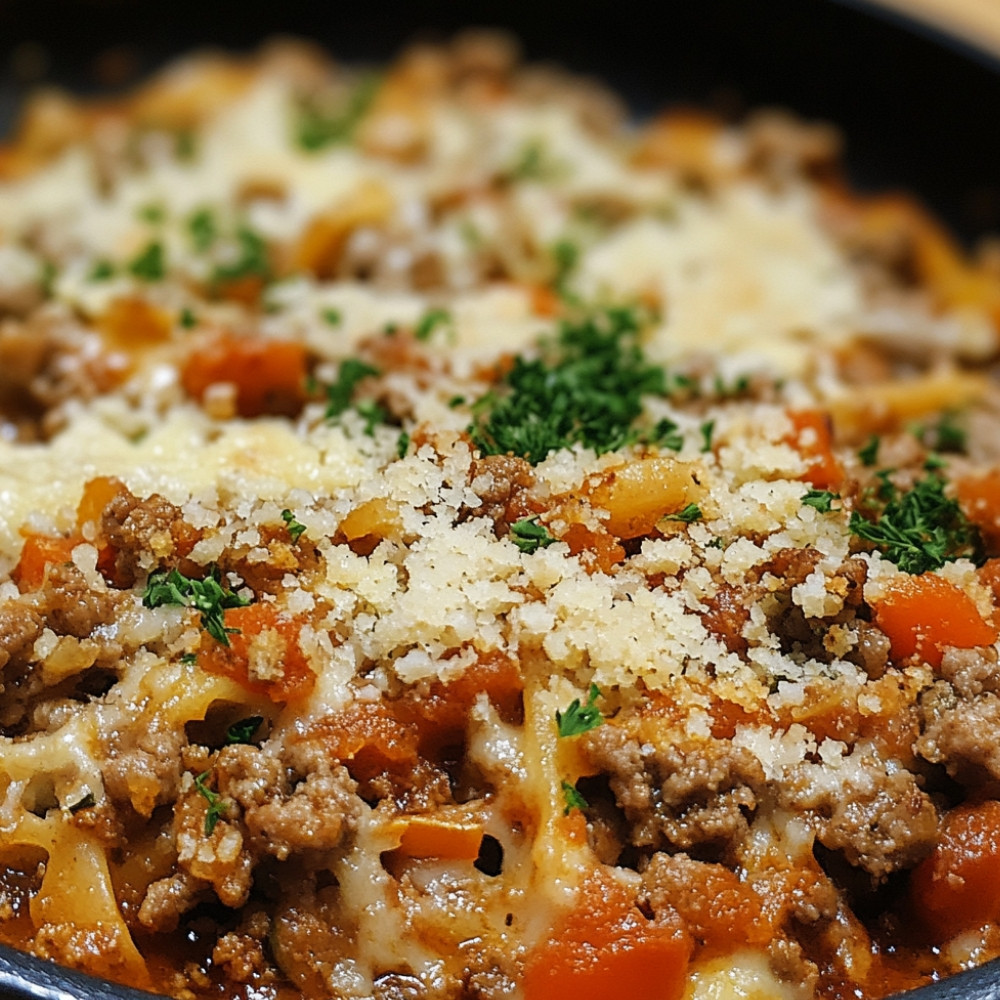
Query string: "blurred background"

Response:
xmin=1 ymin=0 xmax=1000 ymax=242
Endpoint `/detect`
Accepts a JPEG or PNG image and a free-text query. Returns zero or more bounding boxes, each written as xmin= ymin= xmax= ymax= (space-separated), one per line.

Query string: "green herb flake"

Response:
xmin=356 ymin=400 xmax=387 ymax=436
xmin=397 ymin=431 xmax=410 ymax=459
xmin=551 ymin=238 xmax=579 ymax=296
xmin=556 ymin=683 xmax=604 ymax=738
xmin=179 ymin=307 xmax=198 ymax=329
xmin=324 ymin=359 xmax=380 ymax=419
xmin=67 ymin=792 xmax=96 ymax=814
xmin=561 ymin=780 xmax=589 ymax=816
xmin=469 ymin=305 xmax=665 ymax=464
xmin=415 ymin=307 xmax=452 ymax=342
xmin=179 ymin=652 xmax=198 ymax=665
xmin=188 ymin=208 xmax=218 ymax=252
xmin=663 ymin=503 xmax=703 ymax=524
xmin=916 ymin=412 xmax=967 ymax=454
xmin=137 ymin=202 xmax=165 ymax=224
xmin=212 ymin=226 xmax=270 ymax=285
xmin=448 ymin=395 xmax=466 ymax=409
xmin=700 ymin=420 xmax=715 ymax=453
xmin=194 ymin=771 xmax=228 ymax=836
xmin=510 ymin=516 xmax=556 ymax=554
xmin=505 ymin=140 xmax=566 ymax=184
xmin=225 ymin=716 xmax=263 ymax=745
xmin=281 ymin=509 xmax=307 ymax=543
xmin=849 ymin=471 xmax=983 ymax=575
xmin=858 ymin=435 xmax=880 ymax=467
xmin=802 ymin=489 xmax=840 ymax=513
xmin=88 ymin=259 xmax=115 ymax=282
xmin=321 ymin=307 xmax=343 ymax=327
xmin=128 ymin=241 xmax=166 ymax=282
xmin=296 ymin=75 xmax=380 ymax=151
xmin=142 ymin=566 xmax=251 ymax=646
xmin=650 ymin=418 xmax=684 ymax=452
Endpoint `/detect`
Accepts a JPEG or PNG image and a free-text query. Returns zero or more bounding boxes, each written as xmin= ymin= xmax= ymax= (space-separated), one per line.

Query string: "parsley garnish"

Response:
xmin=469 ymin=305 xmax=665 ymax=464
xmin=88 ymin=259 xmax=115 ymax=282
xmin=916 ymin=411 xmax=967 ymax=454
xmin=397 ymin=431 xmax=410 ymax=459
xmin=296 ymin=75 xmax=379 ymax=151
xmin=858 ymin=435 xmax=880 ymax=467
xmin=415 ymin=307 xmax=451 ymax=342
xmin=650 ymin=418 xmax=684 ymax=451
xmin=128 ymin=241 xmax=166 ymax=281
xmin=142 ymin=566 xmax=251 ymax=646
xmin=281 ymin=509 xmax=306 ymax=543
xmin=179 ymin=652 xmax=198 ymax=665
xmin=551 ymin=238 xmax=579 ymax=296
xmin=225 ymin=716 xmax=263 ymax=745
xmin=802 ymin=489 xmax=839 ymax=513
xmin=194 ymin=771 xmax=228 ymax=835
xmin=179 ymin=307 xmax=198 ymax=329
xmin=356 ymin=400 xmax=387 ymax=436
xmin=138 ymin=202 xmax=165 ymax=224
xmin=212 ymin=226 xmax=270 ymax=285
xmin=321 ymin=307 xmax=342 ymax=326
xmin=510 ymin=516 xmax=556 ymax=554
xmin=188 ymin=208 xmax=218 ymax=252
xmin=505 ymin=139 xmax=565 ymax=183
xmin=700 ymin=420 xmax=715 ymax=453
xmin=556 ymin=683 xmax=604 ymax=737
xmin=324 ymin=359 xmax=380 ymax=419
xmin=713 ymin=373 xmax=751 ymax=398
xmin=849 ymin=471 xmax=983 ymax=574
xmin=663 ymin=503 xmax=703 ymax=523
xmin=561 ymin=780 xmax=589 ymax=815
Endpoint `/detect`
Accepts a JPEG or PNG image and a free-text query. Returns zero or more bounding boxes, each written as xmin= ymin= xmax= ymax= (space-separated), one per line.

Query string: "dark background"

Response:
xmin=1 ymin=0 xmax=1000 ymax=242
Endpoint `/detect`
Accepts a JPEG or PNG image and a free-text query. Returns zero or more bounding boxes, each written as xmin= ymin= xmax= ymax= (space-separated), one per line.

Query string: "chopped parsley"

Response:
xmin=179 ymin=307 xmax=198 ymax=329
xmin=324 ymin=359 xmax=380 ymax=419
xmin=281 ymin=509 xmax=307 ymax=543
xmin=469 ymin=305 xmax=665 ymax=464
xmin=510 ymin=516 xmax=556 ymax=554
xmin=849 ymin=471 xmax=983 ymax=574
xmin=128 ymin=241 xmax=166 ymax=281
xmin=179 ymin=652 xmax=198 ymax=665
xmin=88 ymin=259 xmax=115 ymax=282
xmin=505 ymin=139 xmax=566 ymax=183
xmin=225 ymin=716 xmax=263 ymax=745
xmin=188 ymin=208 xmax=218 ymax=252
xmin=296 ymin=75 xmax=379 ymax=151
xmin=397 ymin=431 xmax=410 ymax=459
xmin=916 ymin=411 xmax=967 ymax=454
xmin=663 ymin=502 xmax=703 ymax=524
xmin=212 ymin=226 xmax=270 ymax=285
xmin=321 ymin=307 xmax=342 ymax=327
xmin=802 ymin=489 xmax=839 ymax=513
xmin=650 ymin=418 xmax=684 ymax=452
xmin=556 ymin=683 xmax=604 ymax=737
xmin=137 ymin=202 xmax=165 ymax=224
xmin=550 ymin=238 xmax=579 ymax=296
xmin=415 ymin=307 xmax=452 ymax=342
xmin=713 ymin=373 xmax=751 ymax=398
xmin=561 ymin=780 xmax=589 ymax=816
xmin=858 ymin=435 xmax=880 ymax=467
xmin=142 ymin=566 xmax=251 ymax=646
xmin=194 ymin=771 xmax=228 ymax=835
xmin=700 ymin=420 xmax=715 ymax=453
xmin=356 ymin=399 xmax=387 ymax=436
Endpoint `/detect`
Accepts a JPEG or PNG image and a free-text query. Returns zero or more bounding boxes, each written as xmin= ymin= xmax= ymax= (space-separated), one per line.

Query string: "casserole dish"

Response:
xmin=3 ymin=2 xmax=1000 ymax=998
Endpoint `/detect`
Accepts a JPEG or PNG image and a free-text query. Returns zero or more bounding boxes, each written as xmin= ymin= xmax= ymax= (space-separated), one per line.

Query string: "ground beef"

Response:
xmin=0 ymin=600 xmax=43 ymax=670
xmin=937 ymin=645 xmax=1000 ymax=699
xmin=699 ymin=582 xmax=751 ymax=656
xmin=137 ymin=870 xmax=208 ymax=933
xmin=43 ymin=563 xmax=121 ymax=638
xmin=466 ymin=454 xmax=536 ymax=535
xmin=101 ymin=486 xmax=190 ymax=586
xmin=580 ymin=724 xmax=766 ymax=859
xmin=215 ymin=736 xmax=363 ymax=860
xmin=918 ymin=685 xmax=1000 ymax=786
xmin=103 ymin=714 xmax=187 ymax=817
xmin=780 ymin=748 xmax=938 ymax=879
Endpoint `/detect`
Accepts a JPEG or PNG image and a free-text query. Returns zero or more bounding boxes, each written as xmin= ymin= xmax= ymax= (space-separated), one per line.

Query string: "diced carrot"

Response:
xmin=872 ymin=573 xmax=997 ymax=669
xmin=199 ymin=603 xmax=315 ymax=702
xmin=180 ymin=333 xmax=307 ymax=418
xmin=785 ymin=409 xmax=843 ymax=490
xmin=528 ymin=283 xmax=560 ymax=318
xmin=523 ymin=869 xmax=690 ymax=1000
xmin=12 ymin=532 xmax=82 ymax=591
xmin=910 ymin=800 xmax=1000 ymax=941
xmin=76 ymin=476 xmax=126 ymax=532
xmin=98 ymin=297 xmax=172 ymax=351
xmin=386 ymin=813 xmax=484 ymax=861
xmin=310 ymin=701 xmax=421 ymax=782
xmin=562 ymin=522 xmax=626 ymax=574
xmin=957 ymin=469 xmax=1000 ymax=552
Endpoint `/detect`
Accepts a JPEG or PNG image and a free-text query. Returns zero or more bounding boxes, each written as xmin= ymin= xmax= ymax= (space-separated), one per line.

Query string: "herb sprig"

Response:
xmin=556 ymin=683 xmax=604 ymax=737
xmin=849 ymin=471 xmax=982 ymax=574
xmin=142 ymin=566 xmax=251 ymax=646
xmin=194 ymin=771 xmax=228 ymax=835
xmin=510 ymin=516 xmax=556 ymax=554
xmin=469 ymin=306 xmax=665 ymax=464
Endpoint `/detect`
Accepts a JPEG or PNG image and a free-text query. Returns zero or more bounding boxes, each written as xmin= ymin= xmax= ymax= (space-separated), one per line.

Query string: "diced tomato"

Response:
xmin=181 ymin=333 xmax=307 ymax=418
xmin=911 ymin=800 xmax=1000 ymax=941
xmin=199 ymin=602 xmax=315 ymax=702
xmin=785 ymin=409 xmax=842 ymax=490
xmin=523 ymin=869 xmax=690 ymax=1000
xmin=872 ymin=573 xmax=998 ymax=669
xmin=11 ymin=532 xmax=82 ymax=592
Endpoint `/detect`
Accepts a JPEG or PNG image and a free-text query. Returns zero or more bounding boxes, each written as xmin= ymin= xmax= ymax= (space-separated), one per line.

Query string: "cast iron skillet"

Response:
xmin=2 ymin=2 xmax=1000 ymax=998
